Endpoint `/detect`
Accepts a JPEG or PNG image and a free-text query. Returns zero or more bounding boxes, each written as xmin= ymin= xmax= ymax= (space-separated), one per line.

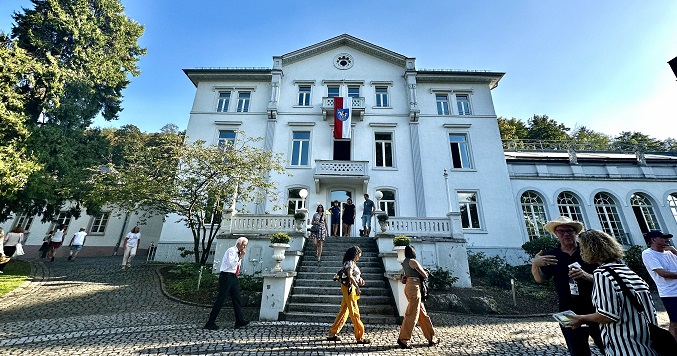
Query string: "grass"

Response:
xmin=0 ymin=259 xmax=31 ymax=296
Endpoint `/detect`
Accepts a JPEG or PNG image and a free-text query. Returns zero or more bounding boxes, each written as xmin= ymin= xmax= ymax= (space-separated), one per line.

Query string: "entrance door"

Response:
xmin=331 ymin=190 xmax=354 ymax=237
xmin=333 ymin=140 xmax=351 ymax=161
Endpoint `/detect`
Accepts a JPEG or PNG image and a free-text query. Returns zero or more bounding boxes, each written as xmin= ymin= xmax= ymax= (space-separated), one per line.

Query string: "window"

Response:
xmin=52 ymin=212 xmax=72 ymax=232
xmin=287 ymin=188 xmax=305 ymax=214
xmin=348 ymin=86 xmax=360 ymax=98
xmin=436 ymin=94 xmax=450 ymax=115
xmin=449 ymin=134 xmax=472 ymax=169
xmin=14 ymin=215 xmax=34 ymax=232
xmin=90 ymin=212 xmax=110 ymax=234
xmin=374 ymin=133 xmax=393 ymax=168
xmin=236 ymin=92 xmax=250 ymax=112
xmin=557 ymin=192 xmax=585 ymax=223
xmin=458 ymin=192 xmax=481 ymax=229
xmin=218 ymin=130 xmax=236 ymax=149
xmin=298 ymin=85 xmax=311 ymax=106
xmin=521 ymin=191 xmax=548 ymax=240
xmin=375 ymin=86 xmax=389 ymax=107
xmin=630 ymin=193 xmax=660 ymax=234
xmin=668 ymin=193 xmax=677 ymax=224
xmin=216 ymin=92 xmax=230 ymax=112
xmin=327 ymin=85 xmax=340 ymax=98
xmin=378 ymin=190 xmax=396 ymax=216
xmin=594 ymin=192 xmax=629 ymax=244
xmin=456 ymin=94 xmax=471 ymax=115
xmin=291 ymin=131 xmax=310 ymax=166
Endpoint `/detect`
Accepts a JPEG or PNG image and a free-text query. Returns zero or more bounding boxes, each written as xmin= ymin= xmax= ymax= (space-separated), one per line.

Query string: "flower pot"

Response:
xmin=393 ymin=245 xmax=406 ymax=263
xmin=270 ymin=243 xmax=290 ymax=272
xmin=378 ymin=221 xmax=388 ymax=232
xmin=295 ymin=219 xmax=305 ymax=232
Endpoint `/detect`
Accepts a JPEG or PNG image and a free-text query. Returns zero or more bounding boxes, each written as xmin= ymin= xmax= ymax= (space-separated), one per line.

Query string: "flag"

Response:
xmin=333 ymin=97 xmax=351 ymax=139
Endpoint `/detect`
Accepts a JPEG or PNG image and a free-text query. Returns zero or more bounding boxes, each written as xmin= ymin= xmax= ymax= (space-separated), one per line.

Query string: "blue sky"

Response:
xmin=2 ymin=1 xmax=676 ymax=139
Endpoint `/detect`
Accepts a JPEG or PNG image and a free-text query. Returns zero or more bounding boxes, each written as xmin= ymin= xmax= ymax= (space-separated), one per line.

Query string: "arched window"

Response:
xmin=630 ymin=193 xmax=660 ymax=233
xmin=668 ymin=193 xmax=677 ymax=224
xmin=520 ymin=191 xmax=548 ymax=240
xmin=378 ymin=190 xmax=396 ymax=216
xmin=287 ymin=188 xmax=305 ymax=215
xmin=557 ymin=192 xmax=585 ymax=224
xmin=594 ymin=192 xmax=628 ymax=244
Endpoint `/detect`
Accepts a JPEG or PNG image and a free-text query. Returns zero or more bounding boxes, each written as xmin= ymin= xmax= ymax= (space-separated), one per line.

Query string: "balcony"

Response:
xmin=313 ymin=160 xmax=369 ymax=193
xmin=322 ymin=97 xmax=365 ymax=121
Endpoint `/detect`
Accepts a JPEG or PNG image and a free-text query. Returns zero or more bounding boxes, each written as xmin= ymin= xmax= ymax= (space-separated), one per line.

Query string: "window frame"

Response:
xmin=89 ymin=212 xmax=110 ymax=235
xmin=327 ymin=85 xmax=340 ymax=98
xmin=297 ymin=85 xmax=312 ymax=106
xmin=448 ymin=132 xmax=474 ymax=170
xmin=520 ymin=191 xmax=549 ymax=240
xmin=374 ymin=132 xmax=395 ymax=169
xmin=436 ymin=93 xmax=450 ymax=115
xmin=594 ymin=192 xmax=629 ymax=244
xmin=668 ymin=193 xmax=677 ymax=224
xmin=556 ymin=191 xmax=586 ymax=224
xmin=50 ymin=212 xmax=73 ymax=233
xmin=375 ymin=86 xmax=389 ymax=108
xmin=377 ymin=189 xmax=397 ymax=217
xmin=287 ymin=187 xmax=307 ymax=214
xmin=13 ymin=214 xmax=34 ymax=233
xmin=457 ymin=191 xmax=482 ymax=230
xmin=290 ymin=131 xmax=311 ymax=167
xmin=216 ymin=91 xmax=231 ymax=112
xmin=455 ymin=93 xmax=472 ymax=115
xmin=630 ymin=192 xmax=660 ymax=234
xmin=218 ymin=130 xmax=237 ymax=150
xmin=236 ymin=91 xmax=251 ymax=112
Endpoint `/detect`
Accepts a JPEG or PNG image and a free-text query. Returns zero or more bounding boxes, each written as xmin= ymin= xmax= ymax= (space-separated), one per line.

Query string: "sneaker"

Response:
xmin=234 ymin=320 xmax=250 ymax=329
xmin=50 ymin=257 xmax=54 ymax=262
xmin=203 ymin=322 xmax=219 ymax=331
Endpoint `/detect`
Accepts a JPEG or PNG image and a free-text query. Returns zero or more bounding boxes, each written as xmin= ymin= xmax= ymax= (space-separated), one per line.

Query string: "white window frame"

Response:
xmin=216 ymin=91 xmax=231 ymax=112
xmin=668 ymin=193 xmax=677 ymax=224
xmin=377 ymin=189 xmax=397 ymax=217
xmin=287 ymin=187 xmax=307 ymax=214
xmin=89 ymin=212 xmax=110 ymax=235
xmin=236 ymin=92 xmax=251 ymax=112
xmin=557 ymin=192 xmax=585 ymax=224
xmin=290 ymin=131 xmax=311 ymax=167
xmin=14 ymin=214 xmax=34 ymax=232
xmin=455 ymin=93 xmax=472 ymax=115
xmin=327 ymin=85 xmax=340 ymax=98
xmin=218 ymin=130 xmax=237 ymax=149
xmin=374 ymin=86 xmax=389 ymax=108
xmin=51 ymin=212 xmax=72 ymax=233
xmin=594 ymin=192 xmax=629 ymax=245
xmin=298 ymin=85 xmax=312 ymax=106
xmin=436 ymin=93 xmax=450 ymax=115
xmin=449 ymin=132 xmax=473 ymax=169
xmin=630 ymin=193 xmax=660 ymax=233
xmin=374 ymin=132 xmax=395 ymax=169
xmin=521 ymin=191 xmax=549 ymax=240
xmin=348 ymin=85 xmax=361 ymax=98
xmin=458 ymin=191 xmax=482 ymax=230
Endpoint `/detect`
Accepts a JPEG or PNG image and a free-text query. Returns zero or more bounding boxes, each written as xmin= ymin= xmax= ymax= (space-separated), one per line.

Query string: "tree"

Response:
xmin=613 ymin=131 xmax=663 ymax=152
xmin=570 ymin=126 xmax=611 ymax=151
xmin=497 ymin=117 xmax=528 ymax=140
xmin=88 ymin=134 xmax=285 ymax=265
xmin=526 ymin=115 xmax=570 ymax=141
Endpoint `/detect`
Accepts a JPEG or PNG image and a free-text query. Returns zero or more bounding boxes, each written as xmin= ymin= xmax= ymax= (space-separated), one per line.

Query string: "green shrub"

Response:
xmin=377 ymin=214 xmax=389 ymax=222
xmin=270 ymin=232 xmax=291 ymax=244
xmin=293 ymin=212 xmax=305 ymax=220
xmin=239 ymin=275 xmax=263 ymax=292
xmin=393 ymin=235 xmax=410 ymax=246
xmin=468 ymin=252 xmax=516 ymax=289
xmin=521 ymin=236 xmax=560 ymax=258
xmin=624 ymin=244 xmax=655 ymax=289
xmin=177 ymin=247 xmax=195 ymax=258
xmin=427 ymin=267 xmax=458 ymax=290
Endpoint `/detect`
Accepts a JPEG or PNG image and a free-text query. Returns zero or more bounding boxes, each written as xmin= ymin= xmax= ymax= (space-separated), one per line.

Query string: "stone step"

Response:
xmin=286 ymin=301 xmax=394 ymax=314
xmin=294 ymin=279 xmax=388 ymax=289
xmin=298 ymin=266 xmax=383 ymax=274
xmin=288 ymin=295 xmax=393 ymax=306
xmin=283 ymin=311 xmax=397 ymax=325
xmin=291 ymin=285 xmax=391 ymax=296
xmin=294 ymin=272 xmax=384 ymax=280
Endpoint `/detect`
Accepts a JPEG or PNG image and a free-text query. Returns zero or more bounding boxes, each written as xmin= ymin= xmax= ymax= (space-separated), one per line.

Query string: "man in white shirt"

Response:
xmin=67 ymin=227 xmax=88 ymax=261
xmin=204 ymin=237 xmax=249 ymax=331
xmin=642 ymin=230 xmax=677 ymax=340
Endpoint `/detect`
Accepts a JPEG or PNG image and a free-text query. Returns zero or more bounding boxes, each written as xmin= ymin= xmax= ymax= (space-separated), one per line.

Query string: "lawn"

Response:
xmin=0 ymin=259 xmax=30 ymax=297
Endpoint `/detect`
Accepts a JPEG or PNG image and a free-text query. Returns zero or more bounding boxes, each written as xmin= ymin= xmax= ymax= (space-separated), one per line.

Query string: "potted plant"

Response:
xmin=393 ymin=235 xmax=410 ymax=263
xmin=376 ymin=213 xmax=389 ymax=232
xmin=293 ymin=212 xmax=306 ymax=232
xmin=270 ymin=232 xmax=291 ymax=272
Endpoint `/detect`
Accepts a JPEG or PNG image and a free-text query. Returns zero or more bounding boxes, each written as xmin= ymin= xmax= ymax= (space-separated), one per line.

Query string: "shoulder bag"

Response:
xmin=602 ymin=266 xmax=677 ymax=356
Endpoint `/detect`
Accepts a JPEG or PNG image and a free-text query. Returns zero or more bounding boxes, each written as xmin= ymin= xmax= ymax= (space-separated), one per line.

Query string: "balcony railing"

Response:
xmin=322 ymin=97 xmax=365 ymax=121
xmin=315 ymin=160 xmax=368 ymax=176
xmin=386 ymin=217 xmax=451 ymax=237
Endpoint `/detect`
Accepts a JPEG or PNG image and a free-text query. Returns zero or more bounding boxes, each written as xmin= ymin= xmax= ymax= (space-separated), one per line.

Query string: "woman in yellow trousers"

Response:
xmin=397 ymin=245 xmax=438 ymax=348
xmin=327 ymin=245 xmax=371 ymax=344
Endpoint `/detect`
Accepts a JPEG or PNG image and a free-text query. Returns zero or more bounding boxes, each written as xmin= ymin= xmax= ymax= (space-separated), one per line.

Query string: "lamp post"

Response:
xmin=443 ymin=169 xmax=451 ymax=213
xmin=299 ymin=189 xmax=308 ymax=209
xmin=298 ymin=189 xmax=309 ymax=236
xmin=374 ymin=190 xmax=383 ymax=212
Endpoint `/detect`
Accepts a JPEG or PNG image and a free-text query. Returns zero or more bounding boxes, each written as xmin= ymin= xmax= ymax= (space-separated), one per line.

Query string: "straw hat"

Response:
xmin=544 ymin=216 xmax=585 ymax=234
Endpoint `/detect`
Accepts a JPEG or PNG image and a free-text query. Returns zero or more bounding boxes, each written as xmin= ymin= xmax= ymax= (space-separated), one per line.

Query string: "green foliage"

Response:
xmin=497 ymin=117 xmax=528 ymax=141
xmin=521 ymin=236 xmax=560 ymax=259
xmin=177 ymin=247 xmax=195 ymax=259
xmin=293 ymin=212 xmax=305 ymax=220
xmin=468 ymin=252 xmax=518 ymax=289
xmin=0 ymin=259 xmax=30 ymax=296
xmin=427 ymin=267 xmax=458 ymax=290
xmin=270 ymin=232 xmax=290 ymax=244
xmin=613 ymin=131 xmax=664 ymax=152
xmin=376 ymin=213 xmax=389 ymax=222
xmin=624 ymin=245 xmax=655 ymax=289
xmin=527 ymin=115 xmax=570 ymax=141
xmin=238 ymin=275 xmax=263 ymax=292
xmin=393 ymin=235 xmax=410 ymax=246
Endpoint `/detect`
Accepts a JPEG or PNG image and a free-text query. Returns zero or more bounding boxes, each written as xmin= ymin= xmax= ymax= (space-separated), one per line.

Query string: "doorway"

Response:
xmin=330 ymin=189 xmax=355 ymax=237
xmin=333 ymin=140 xmax=351 ymax=161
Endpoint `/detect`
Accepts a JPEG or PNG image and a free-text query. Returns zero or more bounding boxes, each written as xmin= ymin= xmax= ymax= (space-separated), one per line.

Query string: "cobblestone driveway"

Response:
xmin=0 ymin=257 xmax=667 ymax=355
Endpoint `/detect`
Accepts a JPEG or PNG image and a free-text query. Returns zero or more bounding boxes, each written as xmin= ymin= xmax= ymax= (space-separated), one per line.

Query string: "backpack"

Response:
xmin=333 ymin=267 xmax=351 ymax=287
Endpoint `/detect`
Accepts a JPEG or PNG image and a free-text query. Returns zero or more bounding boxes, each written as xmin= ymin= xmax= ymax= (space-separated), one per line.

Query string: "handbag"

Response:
xmin=309 ymin=225 xmax=319 ymax=233
xmin=603 ymin=267 xmax=677 ymax=356
xmin=13 ymin=242 xmax=25 ymax=256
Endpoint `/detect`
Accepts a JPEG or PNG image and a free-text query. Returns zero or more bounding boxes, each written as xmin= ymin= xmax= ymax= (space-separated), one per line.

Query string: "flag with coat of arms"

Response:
xmin=333 ymin=97 xmax=351 ymax=139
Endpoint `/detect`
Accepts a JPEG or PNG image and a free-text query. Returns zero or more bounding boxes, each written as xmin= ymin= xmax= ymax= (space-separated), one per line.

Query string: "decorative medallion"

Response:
xmin=334 ymin=53 xmax=354 ymax=70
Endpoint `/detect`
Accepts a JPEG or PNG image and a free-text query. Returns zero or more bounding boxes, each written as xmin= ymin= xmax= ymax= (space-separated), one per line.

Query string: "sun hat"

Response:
xmin=644 ymin=230 xmax=673 ymax=244
xmin=544 ymin=216 xmax=585 ymax=234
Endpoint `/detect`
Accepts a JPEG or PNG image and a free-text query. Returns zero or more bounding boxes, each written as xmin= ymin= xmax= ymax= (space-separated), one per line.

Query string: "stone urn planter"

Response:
xmin=393 ymin=235 xmax=411 ymax=263
xmin=376 ymin=213 xmax=389 ymax=232
xmin=270 ymin=243 xmax=291 ymax=272
xmin=393 ymin=245 xmax=406 ymax=263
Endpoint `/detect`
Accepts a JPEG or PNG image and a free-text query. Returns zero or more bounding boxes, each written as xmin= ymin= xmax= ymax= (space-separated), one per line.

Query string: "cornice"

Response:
xmin=281 ymin=34 xmax=408 ymax=67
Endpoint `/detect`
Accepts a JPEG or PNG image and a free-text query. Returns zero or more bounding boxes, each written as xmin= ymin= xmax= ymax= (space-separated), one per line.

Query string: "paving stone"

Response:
xmin=0 ymin=256 xmax=668 ymax=355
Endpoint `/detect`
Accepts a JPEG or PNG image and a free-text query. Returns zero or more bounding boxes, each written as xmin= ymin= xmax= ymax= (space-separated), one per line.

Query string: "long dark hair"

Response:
xmin=343 ymin=246 xmax=362 ymax=263
xmin=404 ymin=245 xmax=416 ymax=259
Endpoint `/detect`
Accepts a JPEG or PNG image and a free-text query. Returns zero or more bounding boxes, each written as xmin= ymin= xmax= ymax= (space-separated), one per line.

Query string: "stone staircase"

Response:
xmin=282 ymin=236 xmax=398 ymax=325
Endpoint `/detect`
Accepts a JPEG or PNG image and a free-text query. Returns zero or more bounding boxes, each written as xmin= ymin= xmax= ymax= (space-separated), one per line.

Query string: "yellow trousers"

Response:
xmin=329 ymin=284 xmax=364 ymax=340
xmin=398 ymin=279 xmax=434 ymax=342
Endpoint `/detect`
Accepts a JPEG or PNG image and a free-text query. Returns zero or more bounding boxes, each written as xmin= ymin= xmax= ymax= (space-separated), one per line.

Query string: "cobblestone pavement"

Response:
xmin=0 ymin=257 xmax=669 ymax=355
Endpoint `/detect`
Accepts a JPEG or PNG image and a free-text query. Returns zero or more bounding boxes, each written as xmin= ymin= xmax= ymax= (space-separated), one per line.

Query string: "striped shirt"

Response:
xmin=592 ymin=263 xmax=658 ymax=356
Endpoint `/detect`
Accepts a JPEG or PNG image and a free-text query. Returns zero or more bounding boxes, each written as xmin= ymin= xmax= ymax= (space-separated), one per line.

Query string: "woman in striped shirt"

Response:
xmin=569 ymin=230 xmax=658 ymax=355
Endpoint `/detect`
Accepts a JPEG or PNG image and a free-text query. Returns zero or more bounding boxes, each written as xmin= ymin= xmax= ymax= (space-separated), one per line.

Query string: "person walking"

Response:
xmin=342 ymin=198 xmax=356 ymax=237
xmin=329 ymin=200 xmax=341 ymax=236
xmin=327 ymin=245 xmax=371 ymax=344
xmin=531 ymin=216 xmax=604 ymax=356
xmin=642 ymin=230 xmax=677 ymax=340
xmin=204 ymin=237 xmax=249 ymax=331
xmin=121 ymin=226 xmax=141 ymax=269
xmin=47 ymin=224 xmax=66 ymax=262
xmin=0 ymin=227 xmax=24 ymax=273
xmin=397 ymin=245 xmax=437 ymax=348
xmin=311 ymin=205 xmax=328 ymax=262
xmin=67 ymin=227 xmax=87 ymax=261
xmin=361 ymin=194 xmax=375 ymax=237
xmin=569 ymin=229 xmax=658 ymax=355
